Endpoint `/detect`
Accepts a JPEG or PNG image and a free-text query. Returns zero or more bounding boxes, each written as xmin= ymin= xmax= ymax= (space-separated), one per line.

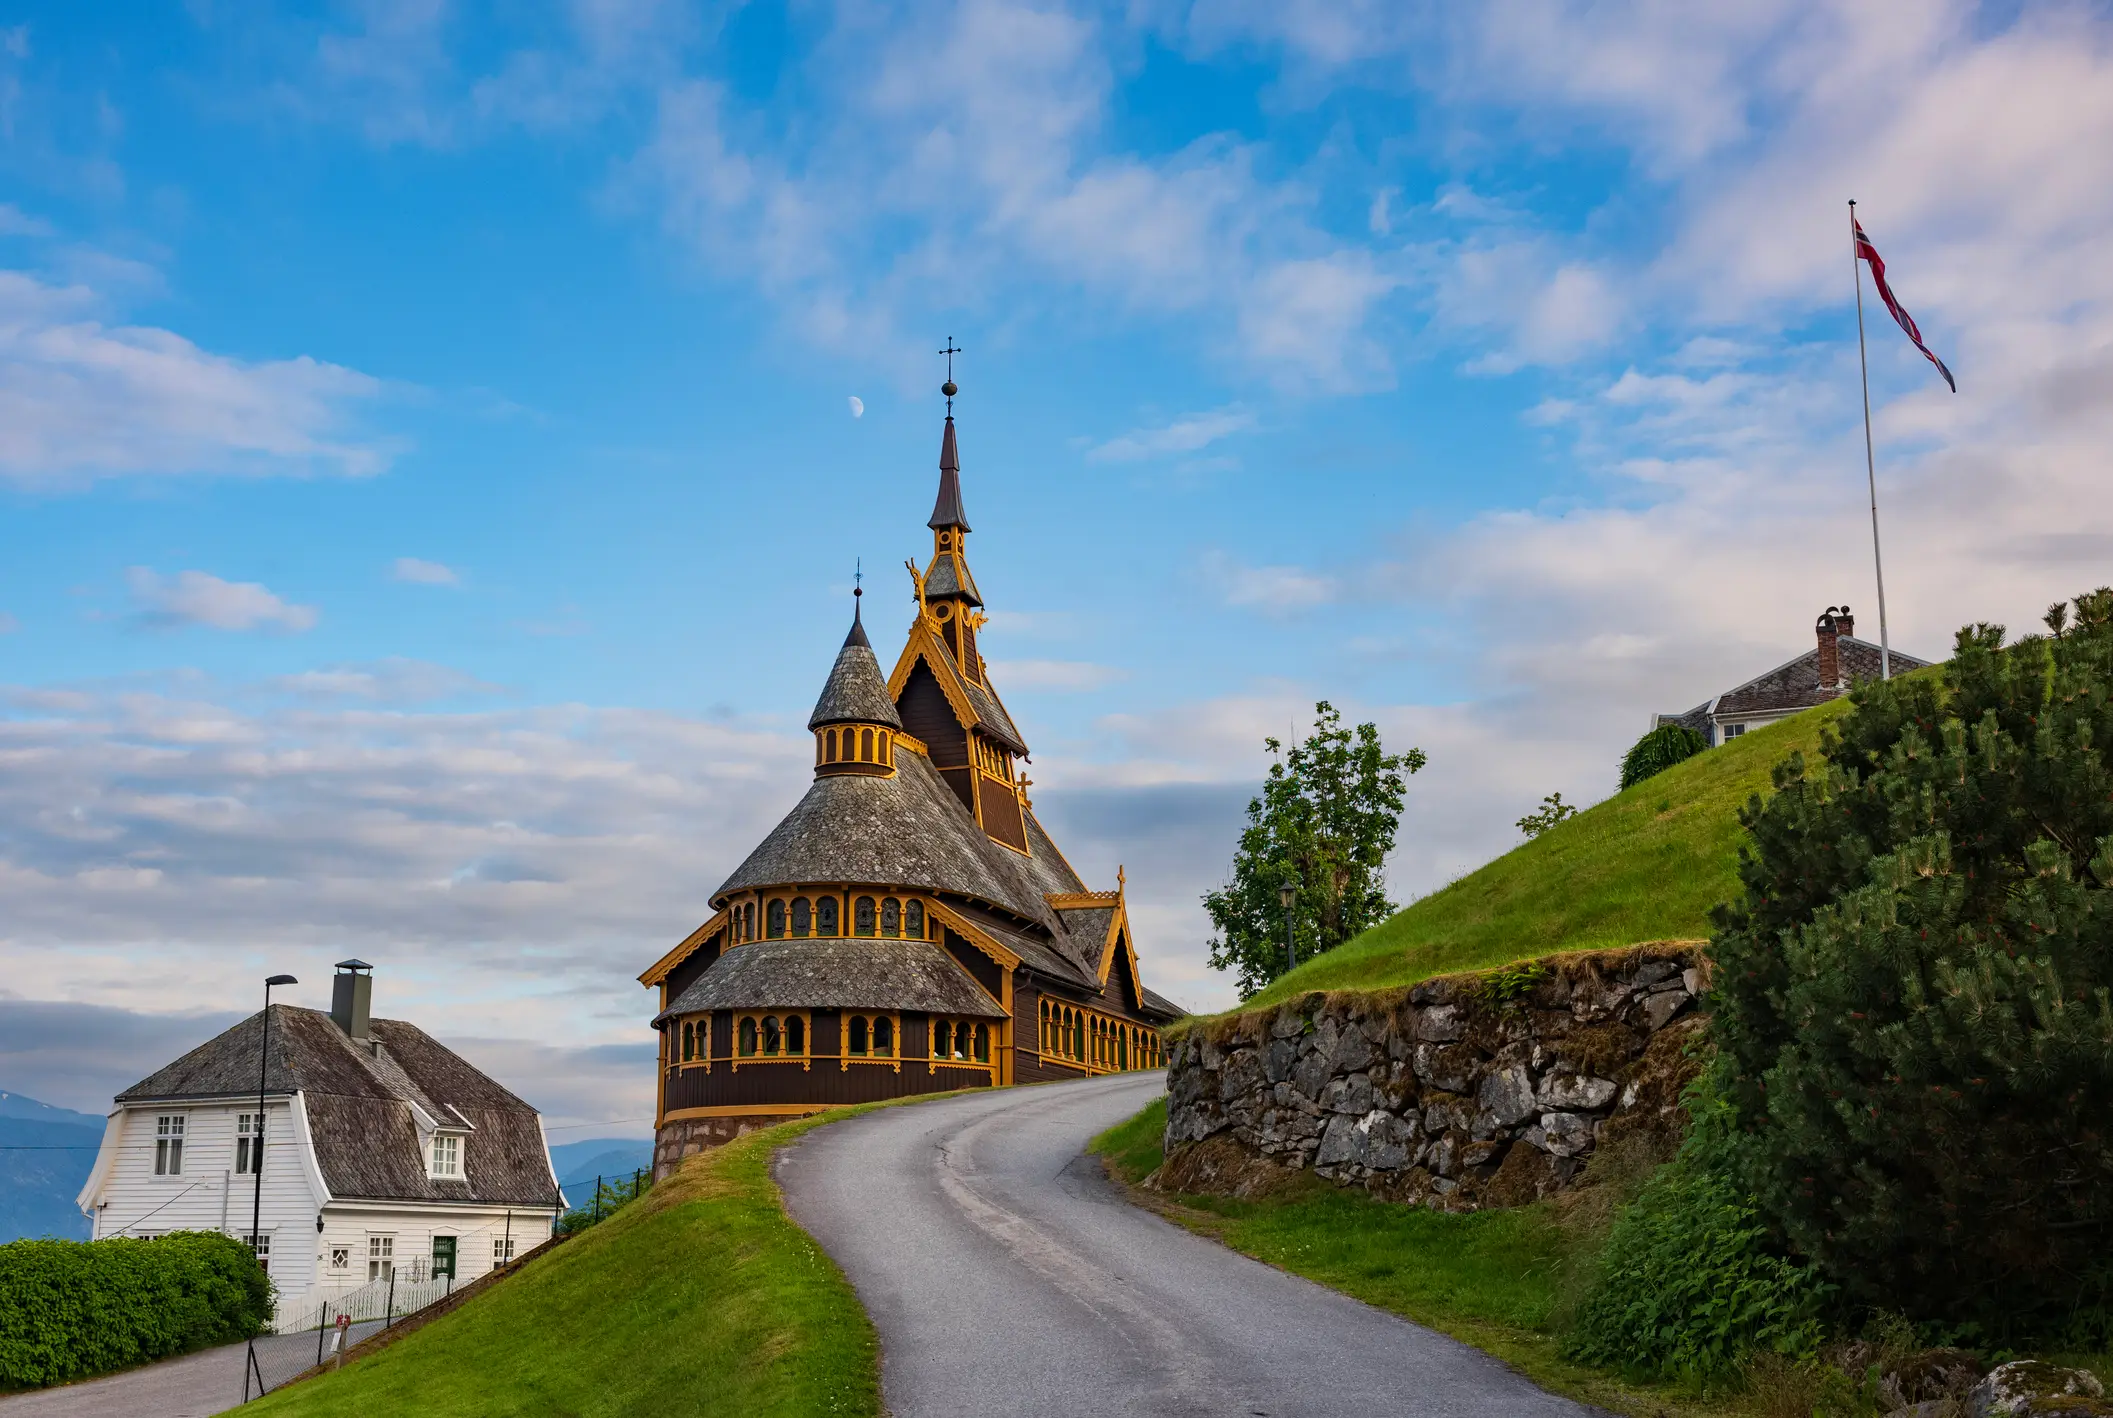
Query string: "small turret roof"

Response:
xmin=808 ymin=601 xmax=904 ymax=730
xmin=928 ymin=417 xmax=971 ymax=531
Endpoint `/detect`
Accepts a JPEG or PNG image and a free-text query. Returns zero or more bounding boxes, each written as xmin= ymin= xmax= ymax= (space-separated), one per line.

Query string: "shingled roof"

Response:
xmin=656 ymin=937 xmax=1007 ymax=1022
xmin=119 ymin=1005 xmax=558 ymax=1207
xmin=808 ymin=603 xmax=904 ymax=730
xmin=1716 ymin=636 xmax=1931 ymax=718
xmin=715 ymin=751 xmax=1057 ymax=928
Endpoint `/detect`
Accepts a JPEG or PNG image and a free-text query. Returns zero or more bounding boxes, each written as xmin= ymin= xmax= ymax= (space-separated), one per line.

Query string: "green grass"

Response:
xmin=1230 ymin=697 xmax=1858 ymax=1014
xmin=1093 ymin=1099 xmax=1743 ymax=1417
xmin=249 ymin=1113 xmax=884 ymax=1418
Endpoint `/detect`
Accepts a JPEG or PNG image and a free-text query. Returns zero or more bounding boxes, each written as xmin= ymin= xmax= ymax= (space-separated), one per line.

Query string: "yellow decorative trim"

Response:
xmin=639 ymin=909 xmax=729 ymax=987
xmin=925 ymin=901 xmax=1021 ymax=976
xmin=663 ymin=1104 xmax=829 ymax=1122
xmin=1045 ymin=891 xmax=1119 ymax=910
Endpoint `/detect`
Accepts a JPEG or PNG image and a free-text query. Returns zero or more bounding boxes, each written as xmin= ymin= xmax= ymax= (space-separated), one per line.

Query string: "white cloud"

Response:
xmin=1202 ymin=552 xmax=1340 ymax=614
xmin=126 ymin=568 xmax=319 ymax=633
xmin=986 ymin=659 xmax=1129 ymax=692
xmin=0 ymin=269 xmax=389 ymax=485
xmin=1087 ymin=405 xmax=1255 ymax=462
xmin=270 ymin=658 xmax=500 ymax=702
xmin=391 ymin=556 xmax=461 ymax=585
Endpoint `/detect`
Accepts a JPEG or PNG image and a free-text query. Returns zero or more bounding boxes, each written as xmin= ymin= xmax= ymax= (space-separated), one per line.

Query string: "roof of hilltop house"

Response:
xmin=118 ymin=1001 xmax=559 ymax=1208
xmin=1658 ymin=605 xmax=1934 ymax=743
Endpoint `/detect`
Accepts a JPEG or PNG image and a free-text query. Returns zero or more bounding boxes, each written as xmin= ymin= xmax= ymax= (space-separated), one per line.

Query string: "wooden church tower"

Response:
xmin=639 ymin=374 xmax=1183 ymax=1172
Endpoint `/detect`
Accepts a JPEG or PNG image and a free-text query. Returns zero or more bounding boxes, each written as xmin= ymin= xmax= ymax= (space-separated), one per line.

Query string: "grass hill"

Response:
xmin=1231 ymin=696 xmax=1856 ymax=1014
xmin=250 ymin=1114 xmax=881 ymax=1418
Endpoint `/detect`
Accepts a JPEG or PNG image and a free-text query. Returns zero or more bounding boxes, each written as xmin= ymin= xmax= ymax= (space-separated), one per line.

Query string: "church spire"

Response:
xmin=810 ymin=583 xmax=901 ymax=779
xmin=929 ymin=339 xmax=970 ymax=532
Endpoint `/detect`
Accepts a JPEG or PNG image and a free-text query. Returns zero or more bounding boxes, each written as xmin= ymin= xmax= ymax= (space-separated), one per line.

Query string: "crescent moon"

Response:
xmin=848 ymin=396 xmax=865 ymax=419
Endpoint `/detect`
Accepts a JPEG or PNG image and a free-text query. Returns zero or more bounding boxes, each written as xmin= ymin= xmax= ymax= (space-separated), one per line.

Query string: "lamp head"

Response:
xmin=1278 ymin=879 xmax=1299 ymax=910
xmin=266 ymin=974 xmax=298 ymax=987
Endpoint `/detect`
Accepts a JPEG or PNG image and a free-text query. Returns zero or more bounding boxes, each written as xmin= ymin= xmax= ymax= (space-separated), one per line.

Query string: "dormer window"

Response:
xmin=428 ymin=1133 xmax=462 ymax=1179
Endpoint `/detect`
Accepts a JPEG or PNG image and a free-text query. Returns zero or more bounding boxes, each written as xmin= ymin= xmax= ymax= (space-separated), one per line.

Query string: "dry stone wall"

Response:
xmin=1159 ymin=944 xmax=1708 ymax=1210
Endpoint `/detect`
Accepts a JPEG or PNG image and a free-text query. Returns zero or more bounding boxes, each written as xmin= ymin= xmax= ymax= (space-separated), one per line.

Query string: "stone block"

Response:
xmin=1330 ymin=1028 xmax=1375 ymax=1075
xmin=1266 ymin=1037 xmax=1298 ymax=1083
xmin=1322 ymin=1072 xmax=1377 ymax=1115
xmin=1218 ymin=1048 xmax=1265 ymax=1102
xmin=1414 ymin=1003 xmax=1465 ymax=1043
xmin=1477 ymin=1063 xmax=1539 ymax=1126
xmin=1640 ymin=988 xmax=1692 ymax=1031
xmin=1316 ymin=1112 xmax=1364 ymax=1168
xmin=1291 ymin=1047 xmax=1332 ymax=1101
xmin=1536 ymin=1111 xmax=1595 ymax=1157
xmin=1271 ymin=1007 xmax=1307 ymax=1040
xmin=1537 ymin=1073 xmax=1619 ymax=1111
xmin=1414 ymin=1043 xmax=1475 ymax=1094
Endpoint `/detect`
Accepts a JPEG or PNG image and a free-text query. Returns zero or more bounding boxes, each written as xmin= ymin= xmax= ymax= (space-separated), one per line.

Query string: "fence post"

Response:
xmin=385 ymin=1270 xmax=396 ymax=1328
xmin=594 ymin=1174 xmax=603 ymax=1223
xmin=316 ymin=1299 xmax=327 ymax=1367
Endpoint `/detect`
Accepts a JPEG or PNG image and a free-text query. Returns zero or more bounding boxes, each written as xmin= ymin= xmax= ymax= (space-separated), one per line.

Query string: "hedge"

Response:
xmin=0 ymin=1231 xmax=273 ymax=1388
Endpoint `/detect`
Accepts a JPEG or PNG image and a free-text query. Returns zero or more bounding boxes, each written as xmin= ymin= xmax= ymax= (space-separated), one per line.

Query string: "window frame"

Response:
xmin=368 ymin=1234 xmax=396 ymax=1281
xmin=732 ymin=1011 xmax=812 ymax=1069
xmin=428 ymin=1132 xmax=464 ymax=1180
xmin=838 ymin=1011 xmax=902 ymax=1070
xmin=235 ymin=1111 xmax=262 ymax=1176
xmin=153 ymin=1113 xmax=186 ymax=1177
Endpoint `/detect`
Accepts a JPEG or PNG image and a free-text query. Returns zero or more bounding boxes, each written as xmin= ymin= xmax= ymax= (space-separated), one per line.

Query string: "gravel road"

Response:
xmin=777 ymin=1071 xmax=1598 ymax=1418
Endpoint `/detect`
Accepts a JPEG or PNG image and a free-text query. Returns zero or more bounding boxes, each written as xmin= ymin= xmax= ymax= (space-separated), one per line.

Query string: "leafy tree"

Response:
xmin=1516 ymin=792 xmax=1579 ymax=839
xmin=1621 ymin=722 xmax=1706 ymax=789
xmin=1203 ymin=701 xmax=1424 ymax=998
xmin=1707 ymin=587 xmax=2113 ymax=1335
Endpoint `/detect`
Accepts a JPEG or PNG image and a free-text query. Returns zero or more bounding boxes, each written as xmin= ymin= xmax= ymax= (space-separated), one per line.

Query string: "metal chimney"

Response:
xmin=331 ymin=959 xmax=374 ymax=1042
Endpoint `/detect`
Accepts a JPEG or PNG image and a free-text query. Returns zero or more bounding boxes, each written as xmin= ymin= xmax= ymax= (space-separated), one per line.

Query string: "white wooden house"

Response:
xmin=77 ymin=961 xmax=564 ymax=1323
xmin=1655 ymin=606 xmax=1934 ymax=746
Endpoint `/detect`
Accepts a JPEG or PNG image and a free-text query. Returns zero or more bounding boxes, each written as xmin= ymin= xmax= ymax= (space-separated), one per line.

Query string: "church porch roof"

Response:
xmin=656 ymin=937 xmax=1007 ymax=1022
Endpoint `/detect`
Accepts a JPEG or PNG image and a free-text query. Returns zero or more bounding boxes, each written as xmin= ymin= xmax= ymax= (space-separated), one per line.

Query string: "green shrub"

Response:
xmin=1566 ymin=1096 xmax=1827 ymax=1380
xmin=0 ymin=1231 xmax=273 ymax=1388
xmin=1709 ymin=587 xmax=2113 ymax=1336
xmin=1620 ymin=723 xmax=1706 ymax=789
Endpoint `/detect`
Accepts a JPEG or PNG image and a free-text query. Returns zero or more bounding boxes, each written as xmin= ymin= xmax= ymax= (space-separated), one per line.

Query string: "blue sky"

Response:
xmin=4 ymin=1 xmax=2110 ymax=1133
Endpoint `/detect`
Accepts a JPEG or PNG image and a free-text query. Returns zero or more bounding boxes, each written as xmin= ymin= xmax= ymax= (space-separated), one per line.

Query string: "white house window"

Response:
xmin=368 ymin=1235 xmax=395 ymax=1280
xmin=235 ymin=1113 xmax=263 ymax=1175
xmin=1723 ymin=723 xmax=1746 ymax=741
xmin=428 ymin=1134 xmax=462 ymax=1178
xmin=244 ymin=1232 xmax=271 ymax=1273
xmin=494 ymin=1236 xmax=516 ymax=1265
xmin=329 ymin=1246 xmax=351 ymax=1272
xmin=154 ymin=1115 xmax=186 ymax=1176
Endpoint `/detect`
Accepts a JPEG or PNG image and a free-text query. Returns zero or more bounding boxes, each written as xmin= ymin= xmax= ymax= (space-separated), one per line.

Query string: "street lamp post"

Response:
xmin=1279 ymin=876 xmax=1300 ymax=978
xmin=243 ymin=973 xmax=298 ymax=1403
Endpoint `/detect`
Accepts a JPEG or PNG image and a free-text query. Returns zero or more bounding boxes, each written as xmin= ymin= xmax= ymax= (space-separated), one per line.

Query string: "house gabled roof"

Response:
xmin=118 ymin=1005 xmax=558 ymax=1208
xmin=1714 ymin=635 xmax=1932 ymax=719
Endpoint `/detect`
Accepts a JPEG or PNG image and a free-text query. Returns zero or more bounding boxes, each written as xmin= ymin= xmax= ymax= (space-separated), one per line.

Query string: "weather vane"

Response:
xmin=939 ymin=336 xmax=961 ymax=413
xmin=854 ymin=557 xmax=862 ymax=600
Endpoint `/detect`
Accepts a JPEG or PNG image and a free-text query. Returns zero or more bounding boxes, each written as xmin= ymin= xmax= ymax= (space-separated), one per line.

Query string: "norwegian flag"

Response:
xmin=1854 ymin=219 xmax=1956 ymax=392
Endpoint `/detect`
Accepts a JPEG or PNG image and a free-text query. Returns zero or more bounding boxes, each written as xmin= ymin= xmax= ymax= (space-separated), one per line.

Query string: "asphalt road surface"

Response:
xmin=0 ymin=1321 xmax=387 ymax=1418
xmin=778 ymin=1071 xmax=1598 ymax=1418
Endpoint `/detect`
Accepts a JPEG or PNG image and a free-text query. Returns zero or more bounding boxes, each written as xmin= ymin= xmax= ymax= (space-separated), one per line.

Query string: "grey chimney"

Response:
xmin=331 ymin=958 xmax=374 ymax=1042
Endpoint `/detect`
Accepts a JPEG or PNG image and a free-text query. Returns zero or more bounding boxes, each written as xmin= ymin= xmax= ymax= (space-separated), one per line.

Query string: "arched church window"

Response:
xmin=848 ymin=1015 xmax=868 ymax=1056
xmin=956 ymin=1021 xmax=973 ymax=1060
xmin=762 ymin=1016 xmax=783 ymax=1057
xmin=881 ymin=735 xmax=891 ymax=766
xmin=874 ymin=1016 xmax=894 ymax=1057
xmin=679 ymin=1021 xmax=692 ymax=1063
xmin=881 ymin=898 xmax=901 ymax=937
xmin=860 ymin=727 xmax=874 ymax=761
xmin=738 ymin=1017 xmax=758 ymax=1057
xmin=744 ymin=901 xmax=756 ymax=941
xmin=1119 ymin=1029 xmax=1129 ymax=1070
xmin=817 ymin=895 xmax=840 ymax=936
xmin=905 ymin=900 xmax=925 ymax=939
xmin=854 ymin=897 xmax=876 ymax=936
xmin=786 ymin=1015 xmax=805 ymax=1055
xmin=974 ymin=1023 xmax=990 ymax=1063
xmin=1072 ymin=1012 xmax=1084 ymax=1061
xmin=826 ymin=728 xmax=839 ymax=762
xmin=791 ymin=897 xmax=811 ymax=937
xmin=767 ymin=900 xmax=786 ymax=939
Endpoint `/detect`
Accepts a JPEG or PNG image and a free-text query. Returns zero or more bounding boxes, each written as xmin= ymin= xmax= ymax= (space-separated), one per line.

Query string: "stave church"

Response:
xmin=640 ymin=377 xmax=1184 ymax=1172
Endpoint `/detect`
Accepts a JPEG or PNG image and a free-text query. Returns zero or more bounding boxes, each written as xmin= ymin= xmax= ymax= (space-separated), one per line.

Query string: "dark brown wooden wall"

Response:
xmin=980 ymin=783 xmax=1029 ymax=853
xmin=899 ymin=661 xmax=975 ymax=810
xmin=663 ymin=929 xmax=723 ymax=1003
xmin=943 ymin=931 xmax=1005 ymax=1002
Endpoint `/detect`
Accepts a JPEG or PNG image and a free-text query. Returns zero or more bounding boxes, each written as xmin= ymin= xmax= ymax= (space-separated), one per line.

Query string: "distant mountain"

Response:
xmin=0 ymin=1091 xmax=105 ymax=1242
xmin=549 ymin=1138 xmax=655 ymax=1199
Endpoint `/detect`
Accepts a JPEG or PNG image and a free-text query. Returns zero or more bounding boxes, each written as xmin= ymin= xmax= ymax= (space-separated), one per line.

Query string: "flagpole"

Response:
xmin=1849 ymin=199 xmax=1892 ymax=681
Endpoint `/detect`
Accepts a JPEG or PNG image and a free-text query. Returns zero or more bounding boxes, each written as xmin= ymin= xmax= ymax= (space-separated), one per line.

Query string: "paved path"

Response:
xmin=778 ymin=1071 xmax=1598 ymax=1418
xmin=0 ymin=1321 xmax=386 ymax=1417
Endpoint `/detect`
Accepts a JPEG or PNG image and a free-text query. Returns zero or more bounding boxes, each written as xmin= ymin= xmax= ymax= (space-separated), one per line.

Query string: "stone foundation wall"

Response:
xmin=651 ymin=1111 xmax=823 ymax=1180
xmin=1159 ymin=944 xmax=1708 ymax=1210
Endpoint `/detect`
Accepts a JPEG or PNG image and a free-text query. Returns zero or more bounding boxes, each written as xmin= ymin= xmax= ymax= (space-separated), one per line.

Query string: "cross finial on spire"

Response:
xmin=939 ymin=336 xmax=961 ymax=413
